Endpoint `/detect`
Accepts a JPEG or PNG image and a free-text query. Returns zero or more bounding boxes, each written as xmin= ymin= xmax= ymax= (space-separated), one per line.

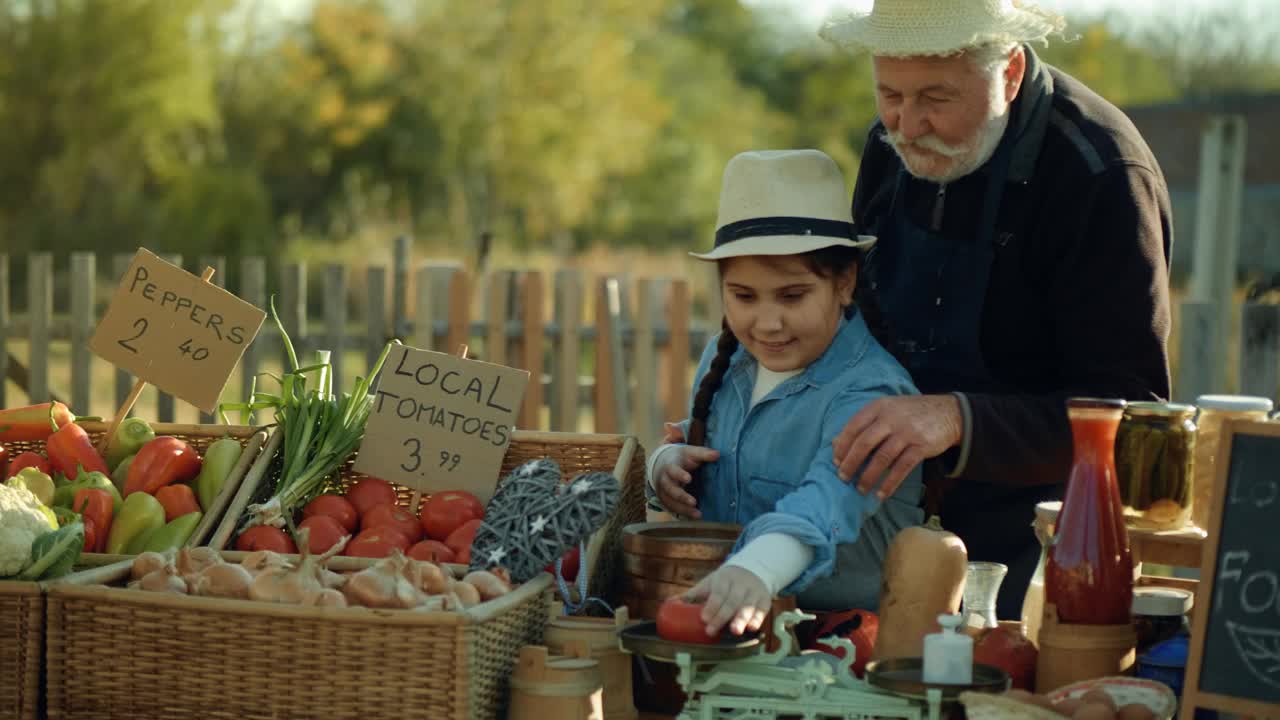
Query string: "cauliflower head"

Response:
xmin=0 ymin=484 xmax=55 ymax=577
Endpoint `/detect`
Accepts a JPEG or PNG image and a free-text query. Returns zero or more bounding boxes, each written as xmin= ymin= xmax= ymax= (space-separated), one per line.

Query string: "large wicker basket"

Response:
xmin=1 ymin=421 xmax=265 ymax=720
xmin=5 ymin=421 xmax=269 ymax=553
xmin=0 ymin=555 xmax=130 ymax=720
xmin=210 ymin=429 xmax=647 ymax=607
xmin=43 ymin=554 xmax=555 ymax=720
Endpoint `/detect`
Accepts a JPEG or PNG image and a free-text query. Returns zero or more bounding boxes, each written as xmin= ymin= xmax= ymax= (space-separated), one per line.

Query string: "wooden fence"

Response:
xmin=0 ymin=238 xmax=717 ymax=453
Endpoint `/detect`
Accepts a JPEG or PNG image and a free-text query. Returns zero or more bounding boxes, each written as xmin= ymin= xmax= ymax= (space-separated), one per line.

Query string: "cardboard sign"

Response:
xmin=353 ymin=345 xmax=529 ymax=501
xmin=1181 ymin=418 xmax=1280 ymax=719
xmin=89 ymin=248 xmax=267 ymax=413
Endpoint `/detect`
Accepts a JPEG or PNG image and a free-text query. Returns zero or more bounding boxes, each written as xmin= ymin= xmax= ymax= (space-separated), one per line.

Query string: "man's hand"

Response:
xmin=662 ymin=422 xmax=686 ymax=444
xmin=653 ymin=444 xmax=719 ymax=519
xmin=832 ymin=394 xmax=964 ymax=499
xmin=685 ymin=565 xmax=772 ymax=637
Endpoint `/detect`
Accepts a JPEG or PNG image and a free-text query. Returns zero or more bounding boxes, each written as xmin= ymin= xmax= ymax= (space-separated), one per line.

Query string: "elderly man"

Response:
xmin=822 ymin=0 xmax=1173 ymax=619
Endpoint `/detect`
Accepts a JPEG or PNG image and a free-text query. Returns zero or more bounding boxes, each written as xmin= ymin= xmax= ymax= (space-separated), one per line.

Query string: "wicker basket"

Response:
xmin=43 ymin=553 xmax=555 ymax=720
xmin=0 ymin=555 xmax=131 ymax=720
xmin=210 ymin=429 xmax=647 ymax=607
xmin=4 ymin=421 xmax=269 ymax=554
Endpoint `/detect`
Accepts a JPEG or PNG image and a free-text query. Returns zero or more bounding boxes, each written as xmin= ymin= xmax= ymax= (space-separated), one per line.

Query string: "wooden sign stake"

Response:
xmin=96 ymin=266 xmax=217 ymax=454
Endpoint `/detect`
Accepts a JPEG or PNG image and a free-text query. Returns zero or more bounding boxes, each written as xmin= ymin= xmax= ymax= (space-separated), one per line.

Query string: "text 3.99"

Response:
xmin=401 ymin=438 xmax=462 ymax=473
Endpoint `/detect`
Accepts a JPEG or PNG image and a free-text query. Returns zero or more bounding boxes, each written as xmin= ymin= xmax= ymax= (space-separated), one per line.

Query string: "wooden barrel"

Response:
xmin=544 ymin=609 xmax=637 ymax=720
xmin=620 ymin=521 xmax=742 ymax=619
xmin=508 ymin=645 xmax=604 ymax=720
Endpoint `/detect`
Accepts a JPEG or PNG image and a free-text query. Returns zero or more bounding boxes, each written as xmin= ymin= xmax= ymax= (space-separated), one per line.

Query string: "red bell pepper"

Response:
xmin=155 ymin=484 xmax=201 ymax=522
xmin=7 ymin=451 xmax=51 ymax=480
xmin=47 ymin=416 xmax=110 ymax=480
xmin=0 ymin=401 xmax=78 ymax=443
xmin=73 ymin=488 xmax=114 ymax=553
xmin=125 ymin=437 xmax=202 ymax=497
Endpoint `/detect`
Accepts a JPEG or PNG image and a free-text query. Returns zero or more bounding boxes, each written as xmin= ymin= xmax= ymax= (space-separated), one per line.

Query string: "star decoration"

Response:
xmin=529 ymin=515 xmax=548 ymax=534
xmin=486 ymin=547 xmax=508 ymax=565
xmin=571 ymin=478 xmax=593 ymax=495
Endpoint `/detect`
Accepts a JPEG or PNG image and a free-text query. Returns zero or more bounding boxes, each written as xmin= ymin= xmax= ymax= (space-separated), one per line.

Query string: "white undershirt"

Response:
xmin=646 ymin=363 xmax=814 ymax=596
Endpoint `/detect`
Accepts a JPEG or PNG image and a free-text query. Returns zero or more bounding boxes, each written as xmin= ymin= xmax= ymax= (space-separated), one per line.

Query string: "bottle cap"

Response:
xmin=1195 ymin=395 xmax=1274 ymax=413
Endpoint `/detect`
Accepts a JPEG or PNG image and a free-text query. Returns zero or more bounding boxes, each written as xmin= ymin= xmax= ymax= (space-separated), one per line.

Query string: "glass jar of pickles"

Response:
xmin=1115 ymin=402 xmax=1197 ymax=530
xmin=1190 ymin=395 xmax=1273 ymax=531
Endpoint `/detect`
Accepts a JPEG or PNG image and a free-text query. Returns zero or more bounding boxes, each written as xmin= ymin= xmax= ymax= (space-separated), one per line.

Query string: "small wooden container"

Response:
xmin=508 ymin=645 xmax=604 ymax=720
xmin=544 ymin=608 xmax=638 ymax=720
xmin=1035 ymin=603 xmax=1137 ymax=692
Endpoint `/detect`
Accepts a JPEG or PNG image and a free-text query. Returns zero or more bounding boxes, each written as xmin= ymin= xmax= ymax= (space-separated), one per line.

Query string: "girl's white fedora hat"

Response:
xmin=691 ymin=149 xmax=875 ymax=262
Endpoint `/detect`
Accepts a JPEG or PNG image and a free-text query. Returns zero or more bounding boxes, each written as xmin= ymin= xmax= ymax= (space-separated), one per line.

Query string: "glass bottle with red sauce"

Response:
xmin=1046 ymin=398 xmax=1134 ymax=625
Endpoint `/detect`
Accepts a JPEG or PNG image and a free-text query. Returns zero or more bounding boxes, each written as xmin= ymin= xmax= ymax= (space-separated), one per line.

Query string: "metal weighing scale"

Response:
xmin=619 ymin=610 xmax=947 ymax=720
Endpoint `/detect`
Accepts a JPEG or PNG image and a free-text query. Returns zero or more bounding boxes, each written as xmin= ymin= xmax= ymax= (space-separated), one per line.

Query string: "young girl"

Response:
xmin=648 ymin=148 xmax=924 ymax=639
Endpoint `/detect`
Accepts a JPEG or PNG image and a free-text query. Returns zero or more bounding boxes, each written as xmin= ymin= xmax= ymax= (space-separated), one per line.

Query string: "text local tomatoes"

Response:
xmin=657 ymin=597 xmax=716 ymax=645
xmin=420 ymin=490 xmax=484 ymax=541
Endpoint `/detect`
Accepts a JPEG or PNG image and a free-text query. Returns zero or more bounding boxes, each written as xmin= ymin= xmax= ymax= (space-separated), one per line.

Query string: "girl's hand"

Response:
xmin=686 ymin=565 xmax=772 ymax=637
xmin=654 ymin=445 xmax=719 ymax=519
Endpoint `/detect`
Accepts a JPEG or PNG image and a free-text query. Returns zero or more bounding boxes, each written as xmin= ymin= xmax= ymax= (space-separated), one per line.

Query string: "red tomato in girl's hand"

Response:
xmin=362 ymin=503 xmax=423 ymax=543
xmin=444 ymin=518 xmax=482 ymax=564
xmin=299 ymin=515 xmax=350 ymax=555
xmin=657 ymin=596 xmax=716 ymax=645
xmin=344 ymin=478 xmax=399 ymax=515
xmin=235 ymin=525 xmax=298 ymax=554
xmin=303 ymin=494 xmax=360 ymax=533
xmin=345 ymin=527 xmax=411 ymax=558
xmin=407 ymin=539 xmax=456 ymax=564
xmin=420 ymin=490 xmax=485 ymax=541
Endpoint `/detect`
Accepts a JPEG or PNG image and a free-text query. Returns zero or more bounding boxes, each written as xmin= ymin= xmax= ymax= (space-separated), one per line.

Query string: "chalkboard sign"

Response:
xmin=1182 ymin=419 xmax=1280 ymax=720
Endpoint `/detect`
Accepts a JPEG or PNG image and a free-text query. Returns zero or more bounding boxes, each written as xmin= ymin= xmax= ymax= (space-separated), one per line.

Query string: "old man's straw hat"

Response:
xmin=690 ymin=149 xmax=875 ymax=262
xmin=820 ymin=0 xmax=1066 ymax=58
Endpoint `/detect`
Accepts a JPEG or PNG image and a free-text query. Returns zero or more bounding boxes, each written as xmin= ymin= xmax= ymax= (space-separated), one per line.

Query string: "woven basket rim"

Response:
xmin=958 ymin=691 xmax=1063 ymax=720
xmin=46 ymin=556 xmax=554 ymax=625
xmin=76 ymin=420 xmax=267 ymax=438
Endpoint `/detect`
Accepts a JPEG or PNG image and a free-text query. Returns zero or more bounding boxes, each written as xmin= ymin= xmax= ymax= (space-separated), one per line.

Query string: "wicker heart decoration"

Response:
xmin=469 ymin=458 xmax=619 ymax=582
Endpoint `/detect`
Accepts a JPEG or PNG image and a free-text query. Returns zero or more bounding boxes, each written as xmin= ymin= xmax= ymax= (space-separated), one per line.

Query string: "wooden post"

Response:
xmin=0 ymin=254 xmax=7 ymax=408
xmin=1177 ymin=301 xmax=1219 ymax=402
xmin=324 ymin=264 xmax=348 ymax=390
xmin=28 ymin=253 xmax=52 ymax=404
xmin=444 ymin=267 xmax=472 ymax=357
xmin=239 ymin=256 xmax=267 ymax=421
xmin=1240 ymin=302 xmax=1280 ymax=401
xmin=664 ymin=279 xmax=691 ymax=423
xmin=552 ymin=269 xmax=583 ymax=432
xmin=392 ymin=235 xmax=411 ymax=340
xmin=486 ymin=269 xmax=513 ymax=365
xmin=112 ymin=254 xmax=136 ymax=411
xmin=519 ymin=271 xmax=546 ymax=430
xmin=1187 ymin=115 xmax=1248 ymax=393
xmin=593 ymin=276 xmax=628 ymax=434
xmin=69 ymin=252 xmax=96 ymax=415
xmin=366 ymin=265 xmax=388 ymax=372
xmin=280 ymin=262 xmax=309 ymax=368
xmin=633 ymin=277 xmax=659 ymax=451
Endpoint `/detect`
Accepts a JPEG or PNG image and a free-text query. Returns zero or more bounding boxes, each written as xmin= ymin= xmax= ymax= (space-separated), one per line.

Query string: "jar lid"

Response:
xmin=1126 ymin=401 xmax=1196 ymax=417
xmin=1132 ymin=587 xmax=1194 ymax=616
xmin=1195 ymin=394 xmax=1274 ymax=413
xmin=1034 ymin=501 xmax=1062 ymax=523
xmin=1067 ymin=397 xmax=1127 ymax=411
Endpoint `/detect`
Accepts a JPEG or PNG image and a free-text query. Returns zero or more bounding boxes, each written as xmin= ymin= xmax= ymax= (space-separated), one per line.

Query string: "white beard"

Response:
xmin=881 ymin=87 xmax=1012 ymax=185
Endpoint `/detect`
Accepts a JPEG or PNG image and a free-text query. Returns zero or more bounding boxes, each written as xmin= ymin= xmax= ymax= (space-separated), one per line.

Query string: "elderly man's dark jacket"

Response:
xmin=851 ymin=46 xmax=1173 ymax=613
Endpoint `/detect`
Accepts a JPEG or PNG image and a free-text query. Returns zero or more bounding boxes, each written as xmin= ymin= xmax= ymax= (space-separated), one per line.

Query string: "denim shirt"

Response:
xmin=673 ymin=310 xmax=925 ymax=610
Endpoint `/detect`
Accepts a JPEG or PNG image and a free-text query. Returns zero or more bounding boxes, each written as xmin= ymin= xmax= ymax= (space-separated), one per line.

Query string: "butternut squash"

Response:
xmin=873 ymin=515 xmax=968 ymax=661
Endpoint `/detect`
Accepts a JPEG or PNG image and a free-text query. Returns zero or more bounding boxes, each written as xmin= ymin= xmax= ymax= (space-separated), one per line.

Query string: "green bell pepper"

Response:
xmin=7 ymin=466 xmax=55 ymax=506
xmin=105 ymin=492 xmax=165 ymax=554
xmin=140 ymin=511 xmax=203 ymax=553
xmin=103 ymin=418 xmax=155 ymax=471
xmin=52 ymin=468 xmax=123 ymax=514
xmin=111 ymin=454 xmax=135 ymax=494
xmin=194 ymin=437 xmax=243 ymax=511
